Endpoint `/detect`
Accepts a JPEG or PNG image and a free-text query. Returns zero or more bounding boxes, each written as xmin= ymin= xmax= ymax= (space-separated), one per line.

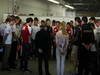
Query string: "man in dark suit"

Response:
xmin=35 ymin=25 xmax=51 ymax=75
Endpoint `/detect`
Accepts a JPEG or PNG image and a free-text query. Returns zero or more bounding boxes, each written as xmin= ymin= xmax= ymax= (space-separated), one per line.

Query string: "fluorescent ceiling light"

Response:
xmin=48 ymin=0 xmax=60 ymax=4
xmin=65 ymin=5 xmax=74 ymax=9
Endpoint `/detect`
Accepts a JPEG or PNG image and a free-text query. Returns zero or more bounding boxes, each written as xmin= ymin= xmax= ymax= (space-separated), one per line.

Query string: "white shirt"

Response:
xmin=31 ymin=26 xmax=40 ymax=40
xmin=89 ymin=26 xmax=100 ymax=52
xmin=94 ymin=26 xmax=100 ymax=43
xmin=4 ymin=23 xmax=12 ymax=44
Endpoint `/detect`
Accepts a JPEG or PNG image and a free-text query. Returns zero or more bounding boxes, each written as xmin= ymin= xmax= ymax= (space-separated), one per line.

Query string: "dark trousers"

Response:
xmin=31 ymin=39 xmax=36 ymax=56
xmin=0 ymin=52 xmax=3 ymax=62
xmin=89 ymin=52 xmax=97 ymax=75
xmin=0 ymin=44 xmax=4 ymax=62
xmin=20 ymin=43 xmax=30 ymax=70
xmin=78 ymin=45 xmax=97 ymax=75
xmin=66 ymin=41 xmax=72 ymax=59
xmin=2 ymin=44 xmax=11 ymax=69
xmin=38 ymin=53 xmax=50 ymax=75
xmin=78 ymin=59 xmax=90 ymax=75
xmin=9 ymin=41 xmax=18 ymax=68
xmin=97 ymin=53 xmax=100 ymax=74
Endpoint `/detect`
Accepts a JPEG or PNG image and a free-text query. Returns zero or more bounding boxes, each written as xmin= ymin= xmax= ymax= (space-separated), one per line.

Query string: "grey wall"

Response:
xmin=0 ymin=0 xmax=69 ymax=22
xmin=18 ymin=0 xmax=49 ymax=16
xmin=0 ymin=0 xmax=100 ymax=22
xmin=18 ymin=0 xmax=67 ymax=17
xmin=0 ymin=0 xmax=13 ymax=21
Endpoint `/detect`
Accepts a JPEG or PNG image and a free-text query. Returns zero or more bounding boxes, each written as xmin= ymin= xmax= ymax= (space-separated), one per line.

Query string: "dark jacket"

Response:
xmin=35 ymin=29 xmax=51 ymax=53
xmin=46 ymin=25 xmax=53 ymax=47
xmin=81 ymin=23 xmax=95 ymax=45
xmin=74 ymin=25 xmax=82 ymax=46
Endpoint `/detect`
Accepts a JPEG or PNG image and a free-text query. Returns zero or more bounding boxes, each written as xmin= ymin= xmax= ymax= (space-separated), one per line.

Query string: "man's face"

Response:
xmin=30 ymin=22 xmax=33 ymax=26
xmin=89 ymin=19 xmax=94 ymax=23
xmin=46 ymin=21 xmax=51 ymax=25
xmin=75 ymin=21 xmax=79 ymax=25
xmin=41 ymin=22 xmax=45 ymax=25
xmin=56 ymin=22 xmax=60 ymax=26
xmin=15 ymin=19 xmax=20 ymax=25
xmin=82 ymin=21 xmax=85 ymax=24
xmin=34 ymin=21 xmax=38 ymax=25
xmin=70 ymin=21 xmax=73 ymax=25
xmin=10 ymin=20 xmax=15 ymax=25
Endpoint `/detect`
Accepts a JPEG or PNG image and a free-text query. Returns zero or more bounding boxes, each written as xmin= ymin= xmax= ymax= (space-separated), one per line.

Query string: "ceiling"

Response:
xmin=64 ymin=0 xmax=100 ymax=11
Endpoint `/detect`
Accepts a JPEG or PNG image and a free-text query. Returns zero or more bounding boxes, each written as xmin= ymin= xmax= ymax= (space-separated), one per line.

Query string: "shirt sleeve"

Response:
xmin=4 ymin=26 xmax=10 ymax=34
xmin=28 ymin=26 xmax=32 ymax=34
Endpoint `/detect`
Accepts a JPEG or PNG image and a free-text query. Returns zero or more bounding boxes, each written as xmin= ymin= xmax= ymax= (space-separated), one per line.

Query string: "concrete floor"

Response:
xmin=0 ymin=58 xmax=76 ymax=75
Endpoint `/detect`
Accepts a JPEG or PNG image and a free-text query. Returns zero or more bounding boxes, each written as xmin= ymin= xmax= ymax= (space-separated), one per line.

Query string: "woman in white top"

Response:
xmin=56 ymin=21 xmax=69 ymax=75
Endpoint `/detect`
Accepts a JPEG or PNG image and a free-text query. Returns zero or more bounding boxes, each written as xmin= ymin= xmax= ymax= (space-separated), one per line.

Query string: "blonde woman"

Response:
xmin=56 ymin=21 xmax=69 ymax=75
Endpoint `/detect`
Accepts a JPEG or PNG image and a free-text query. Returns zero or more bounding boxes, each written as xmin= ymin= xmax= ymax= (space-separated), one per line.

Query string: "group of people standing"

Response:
xmin=0 ymin=15 xmax=100 ymax=75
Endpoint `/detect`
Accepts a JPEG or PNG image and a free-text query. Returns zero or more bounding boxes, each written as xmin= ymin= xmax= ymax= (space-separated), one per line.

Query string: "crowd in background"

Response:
xmin=0 ymin=15 xmax=100 ymax=75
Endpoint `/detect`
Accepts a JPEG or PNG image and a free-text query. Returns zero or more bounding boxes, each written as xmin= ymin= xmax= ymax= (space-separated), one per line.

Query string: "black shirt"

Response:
xmin=74 ymin=25 xmax=82 ymax=46
xmin=81 ymin=23 xmax=95 ymax=45
xmin=35 ymin=29 xmax=51 ymax=53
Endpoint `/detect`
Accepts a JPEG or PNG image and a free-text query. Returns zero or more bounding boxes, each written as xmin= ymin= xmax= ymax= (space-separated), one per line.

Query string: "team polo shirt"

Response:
xmin=22 ymin=24 xmax=31 ymax=43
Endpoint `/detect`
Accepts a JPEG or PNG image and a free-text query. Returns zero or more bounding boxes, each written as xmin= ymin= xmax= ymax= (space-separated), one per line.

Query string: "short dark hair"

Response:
xmin=70 ymin=20 xmax=73 ymax=23
xmin=15 ymin=16 xmax=20 ymax=20
xmin=75 ymin=17 xmax=81 ymax=23
xmin=67 ymin=22 xmax=71 ymax=25
xmin=56 ymin=21 xmax=60 ymax=24
xmin=89 ymin=16 xmax=96 ymax=21
xmin=52 ymin=20 xmax=56 ymax=23
xmin=26 ymin=17 xmax=33 ymax=23
xmin=46 ymin=18 xmax=50 ymax=22
xmin=8 ymin=15 xmax=15 ymax=18
xmin=5 ymin=15 xmax=15 ymax=23
xmin=34 ymin=17 xmax=39 ymax=21
xmin=82 ymin=16 xmax=88 ymax=23
xmin=41 ymin=20 xmax=45 ymax=23
xmin=75 ymin=17 xmax=80 ymax=21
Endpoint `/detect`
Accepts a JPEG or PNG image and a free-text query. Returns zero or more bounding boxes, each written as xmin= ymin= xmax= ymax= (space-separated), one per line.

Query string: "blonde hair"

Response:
xmin=60 ymin=21 xmax=68 ymax=35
